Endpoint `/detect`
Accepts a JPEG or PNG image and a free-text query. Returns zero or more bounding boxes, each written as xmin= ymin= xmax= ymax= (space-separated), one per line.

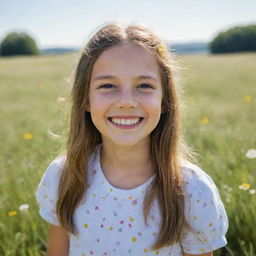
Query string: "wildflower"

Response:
xmin=244 ymin=96 xmax=252 ymax=102
xmin=238 ymin=183 xmax=251 ymax=190
xmin=19 ymin=204 xmax=29 ymax=211
xmin=156 ymin=44 xmax=167 ymax=59
xmin=23 ymin=133 xmax=33 ymax=139
xmin=226 ymin=197 xmax=231 ymax=203
xmin=249 ymin=189 xmax=256 ymax=195
xmin=245 ymin=149 xmax=256 ymax=159
xmin=200 ymin=117 xmax=209 ymax=125
xmin=222 ymin=184 xmax=228 ymax=189
xmin=227 ymin=187 xmax=233 ymax=192
xmin=8 ymin=211 xmax=17 ymax=216
xmin=39 ymin=83 xmax=45 ymax=88
xmin=57 ymin=97 xmax=66 ymax=103
xmin=222 ymin=184 xmax=233 ymax=192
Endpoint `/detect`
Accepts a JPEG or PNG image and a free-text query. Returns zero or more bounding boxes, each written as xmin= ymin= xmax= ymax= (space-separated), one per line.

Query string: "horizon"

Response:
xmin=39 ymin=41 xmax=209 ymax=50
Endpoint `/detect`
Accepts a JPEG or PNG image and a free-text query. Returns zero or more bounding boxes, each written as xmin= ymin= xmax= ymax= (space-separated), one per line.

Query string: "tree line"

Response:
xmin=0 ymin=32 xmax=39 ymax=56
xmin=0 ymin=24 xmax=255 ymax=56
xmin=209 ymin=24 xmax=256 ymax=53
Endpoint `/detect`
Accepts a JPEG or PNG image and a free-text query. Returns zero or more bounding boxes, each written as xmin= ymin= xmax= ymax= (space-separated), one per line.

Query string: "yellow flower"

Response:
xmin=39 ymin=83 xmax=45 ymax=88
xmin=200 ymin=117 xmax=209 ymax=125
xmin=8 ymin=211 xmax=17 ymax=216
xmin=23 ymin=133 xmax=33 ymax=139
xmin=84 ymin=224 xmax=88 ymax=228
xmin=244 ymin=96 xmax=252 ymax=102
xmin=156 ymin=44 xmax=167 ymax=58
xmin=238 ymin=183 xmax=251 ymax=190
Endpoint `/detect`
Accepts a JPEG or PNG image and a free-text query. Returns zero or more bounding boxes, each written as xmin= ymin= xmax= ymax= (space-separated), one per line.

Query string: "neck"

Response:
xmin=100 ymin=140 xmax=154 ymax=178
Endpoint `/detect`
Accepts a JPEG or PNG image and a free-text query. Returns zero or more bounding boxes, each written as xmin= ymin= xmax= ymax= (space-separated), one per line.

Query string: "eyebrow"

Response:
xmin=93 ymin=74 xmax=158 ymax=82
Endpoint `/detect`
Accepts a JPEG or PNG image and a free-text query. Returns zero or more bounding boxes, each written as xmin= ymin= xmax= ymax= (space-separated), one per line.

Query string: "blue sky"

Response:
xmin=1 ymin=0 xmax=256 ymax=48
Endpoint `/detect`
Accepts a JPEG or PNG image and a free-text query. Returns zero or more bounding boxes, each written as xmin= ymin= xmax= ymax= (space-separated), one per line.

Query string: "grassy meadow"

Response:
xmin=0 ymin=51 xmax=255 ymax=255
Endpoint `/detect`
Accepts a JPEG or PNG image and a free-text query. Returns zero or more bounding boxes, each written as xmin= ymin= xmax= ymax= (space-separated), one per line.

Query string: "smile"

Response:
xmin=108 ymin=117 xmax=144 ymax=128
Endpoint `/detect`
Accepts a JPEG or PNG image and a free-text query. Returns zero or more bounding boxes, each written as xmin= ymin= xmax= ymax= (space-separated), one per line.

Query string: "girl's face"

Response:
xmin=88 ymin=43 xmax=163 ymax=148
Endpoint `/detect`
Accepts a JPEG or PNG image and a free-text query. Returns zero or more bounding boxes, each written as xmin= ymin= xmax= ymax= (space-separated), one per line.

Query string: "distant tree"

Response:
xmin=0 ymin=32 xmax=39 ymax=56
xmin=209 ymin=24 xmax=256 ymax=54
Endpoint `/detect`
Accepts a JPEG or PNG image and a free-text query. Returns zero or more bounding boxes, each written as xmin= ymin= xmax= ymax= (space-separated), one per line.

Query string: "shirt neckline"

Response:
xmin=94 ymin=144 xmax=156 ymax=195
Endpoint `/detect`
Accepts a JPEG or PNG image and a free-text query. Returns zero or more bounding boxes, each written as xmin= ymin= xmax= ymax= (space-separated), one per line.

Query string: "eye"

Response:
xmin=97 ymin=83 xmax=115 ymax=89
xmin=137 ymin=83 xmax=153 ymax=89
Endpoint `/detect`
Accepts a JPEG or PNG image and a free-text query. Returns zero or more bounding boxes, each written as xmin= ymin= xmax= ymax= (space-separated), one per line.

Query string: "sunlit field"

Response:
xmin=0 ymin=51 xmax=255 ymax=255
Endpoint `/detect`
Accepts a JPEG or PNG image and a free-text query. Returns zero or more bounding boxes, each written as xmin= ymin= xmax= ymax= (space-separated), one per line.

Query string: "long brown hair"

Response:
xmin=56 ymin=21 xmax=196 ymax=250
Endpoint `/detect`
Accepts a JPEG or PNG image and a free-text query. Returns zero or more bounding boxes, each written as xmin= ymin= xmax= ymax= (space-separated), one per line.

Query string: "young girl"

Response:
xmin=36 ymin=22 xmax=228 ymax=256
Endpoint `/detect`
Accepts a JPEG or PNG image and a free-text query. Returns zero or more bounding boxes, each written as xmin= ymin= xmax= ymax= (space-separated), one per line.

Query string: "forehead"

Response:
xmin=90 ymin=43 xmax=161 ymax=81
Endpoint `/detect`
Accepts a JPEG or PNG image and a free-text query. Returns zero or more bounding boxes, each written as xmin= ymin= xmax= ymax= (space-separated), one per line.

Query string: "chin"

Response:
xmin=106 ymin=136 xmax=150 ymax=148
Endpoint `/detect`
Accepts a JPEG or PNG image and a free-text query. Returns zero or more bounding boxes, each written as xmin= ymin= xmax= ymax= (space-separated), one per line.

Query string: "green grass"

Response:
xmin=0 ymin=52 xmax=255 ymax=255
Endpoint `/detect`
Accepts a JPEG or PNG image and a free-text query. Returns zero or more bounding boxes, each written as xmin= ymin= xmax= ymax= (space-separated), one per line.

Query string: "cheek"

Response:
xmin=143 ymin=95 xmax=162 ymax=112
xmin=89 ymin=96 xmax=111 ymax=121
xmin=89 ymin=92 xmax=106 ymax=108
xmin=148 ymin=100 xmax=163 ymax=123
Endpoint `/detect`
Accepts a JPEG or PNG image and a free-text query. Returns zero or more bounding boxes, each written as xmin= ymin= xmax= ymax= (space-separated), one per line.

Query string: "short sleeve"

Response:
xmin=35 ymin=155 xmax=66 ymax=226
xmin=180 ymin=162 xmax=228 ymax=254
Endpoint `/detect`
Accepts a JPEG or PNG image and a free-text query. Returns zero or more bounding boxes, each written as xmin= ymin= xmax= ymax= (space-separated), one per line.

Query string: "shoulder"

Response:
xmin=180 ymin=158 xmax=228 ymax=227
xmin=37 ymin=154 xmax=67 ymax=192
xmin=180 ymin=159 xmax=218 ymax=197
xmin=41 ymin=148 xmax=98 ymax=185
xmin=41 ymin=147 xmax=98 ymax=183
xmin=179 ymin=159 xmax=229 ymax=254
xmin=43 ymin=154 xmax=67 ymax=181
xmin=49 ymin=154 xmax=67 ymax=171
xmin=35 ymin=154 xmax=67 ymax=226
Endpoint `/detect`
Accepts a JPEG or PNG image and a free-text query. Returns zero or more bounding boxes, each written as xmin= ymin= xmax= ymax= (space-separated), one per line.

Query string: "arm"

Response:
xmin=46 ymin=224 xmax=69 ymax=256
xmin=183 ymin=253 xmax=213 ymax=256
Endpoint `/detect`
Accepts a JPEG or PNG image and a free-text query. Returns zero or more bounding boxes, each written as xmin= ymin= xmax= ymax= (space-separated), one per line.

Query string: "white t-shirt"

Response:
xmin=35 ymin=145 xmax=228 ymax=255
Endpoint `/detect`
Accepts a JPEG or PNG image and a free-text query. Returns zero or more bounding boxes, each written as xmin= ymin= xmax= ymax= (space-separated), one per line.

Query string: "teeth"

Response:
xmin=110 ymin=118 xmax=140 ymax=125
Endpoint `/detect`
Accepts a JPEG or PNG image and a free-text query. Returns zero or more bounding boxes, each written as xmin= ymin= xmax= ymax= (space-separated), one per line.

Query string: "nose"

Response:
xmin=116 ymin=89 xmax=138 ymax=109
